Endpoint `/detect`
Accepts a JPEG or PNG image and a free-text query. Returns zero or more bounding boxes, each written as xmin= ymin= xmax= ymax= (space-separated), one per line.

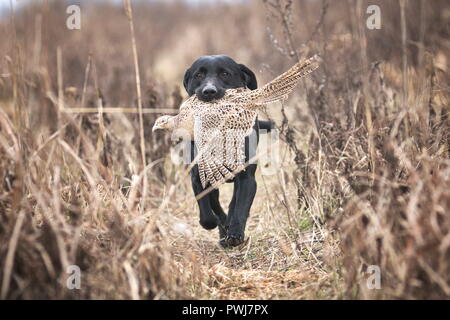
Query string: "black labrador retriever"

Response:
xmin=183 ymin=55 xmax=272 ymax=248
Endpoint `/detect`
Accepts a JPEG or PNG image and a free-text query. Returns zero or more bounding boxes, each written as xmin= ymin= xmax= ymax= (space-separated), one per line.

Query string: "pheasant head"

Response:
xmin=152 ymin=115 xmax=175 ymax=132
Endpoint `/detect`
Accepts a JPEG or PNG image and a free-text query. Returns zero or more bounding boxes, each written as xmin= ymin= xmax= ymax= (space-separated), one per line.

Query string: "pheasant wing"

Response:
xmin=193 ymin=104 xmax=256 ymax=189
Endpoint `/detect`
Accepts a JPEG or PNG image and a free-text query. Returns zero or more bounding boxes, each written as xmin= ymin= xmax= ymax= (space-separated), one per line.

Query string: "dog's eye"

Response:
xmin=221 ymin=71 xmax=230 ymax=77
xmin=195 ymin=72 xmax=204 ymax=79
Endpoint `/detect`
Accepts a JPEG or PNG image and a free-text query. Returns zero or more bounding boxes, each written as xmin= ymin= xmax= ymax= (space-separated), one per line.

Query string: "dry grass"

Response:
xmin=0 ymin=0 xmax=449 ymax=300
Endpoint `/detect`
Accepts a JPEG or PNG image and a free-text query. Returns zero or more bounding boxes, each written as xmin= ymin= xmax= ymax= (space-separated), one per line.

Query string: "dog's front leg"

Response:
xmin=190 ymin=165 xmax=219 ymax=230
xmin=208 ymin=188 xmax=228 ymax=241
xmin=188 ymin=141 xmax=218 ymax=230
xmin=225 ymin=164 xmax=257 ymax=247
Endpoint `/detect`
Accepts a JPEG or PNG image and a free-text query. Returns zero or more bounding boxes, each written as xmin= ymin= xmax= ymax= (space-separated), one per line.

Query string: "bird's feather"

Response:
xmin=155 ymin=56 xmax=320 ymax=188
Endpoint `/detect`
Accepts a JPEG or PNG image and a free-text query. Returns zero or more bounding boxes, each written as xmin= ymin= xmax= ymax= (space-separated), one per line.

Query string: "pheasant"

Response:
xmin=152 ymin=55 xmax=320 ymax=188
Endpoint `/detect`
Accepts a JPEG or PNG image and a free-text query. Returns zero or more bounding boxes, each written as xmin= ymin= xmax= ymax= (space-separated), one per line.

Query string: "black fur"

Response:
xmin=183 ymin=55 xmax=271 ymax=247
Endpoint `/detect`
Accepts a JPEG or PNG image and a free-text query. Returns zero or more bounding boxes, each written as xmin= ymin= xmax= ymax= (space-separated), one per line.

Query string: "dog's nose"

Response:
xmin=202 ymin=86 xmax=217 ymax=99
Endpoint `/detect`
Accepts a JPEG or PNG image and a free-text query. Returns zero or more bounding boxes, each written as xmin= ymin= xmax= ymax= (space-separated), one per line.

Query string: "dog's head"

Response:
xmin=183 ymin=55 xmax=257 ymax=102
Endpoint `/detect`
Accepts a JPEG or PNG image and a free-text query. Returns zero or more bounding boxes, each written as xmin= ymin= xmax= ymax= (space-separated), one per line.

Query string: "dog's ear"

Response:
xmin=238 ymin=64 xmax=257 ymax=90
xmin=183 ymin=68 xmax=191 ymax=94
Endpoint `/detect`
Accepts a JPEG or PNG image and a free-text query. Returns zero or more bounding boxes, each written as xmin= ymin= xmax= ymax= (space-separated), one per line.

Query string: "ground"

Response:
xmin=166 ymin=161 xmax=343 ymax=300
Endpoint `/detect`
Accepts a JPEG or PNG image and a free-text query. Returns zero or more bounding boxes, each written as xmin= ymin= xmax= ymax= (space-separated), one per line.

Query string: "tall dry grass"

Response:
xmin=0 ymin=0 xmax=449 ymax=299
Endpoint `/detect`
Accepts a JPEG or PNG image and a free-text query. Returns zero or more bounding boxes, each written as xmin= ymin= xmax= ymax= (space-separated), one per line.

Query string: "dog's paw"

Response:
xmin=225 ymin=234 xmax=244 ymax=247
xmin=219 ymin=237 xmax=230 ymax=248
xmin=218 ymin=224 xmax=228 ymax=239
xmin=199 ymin=217 xmax=218 ymax=230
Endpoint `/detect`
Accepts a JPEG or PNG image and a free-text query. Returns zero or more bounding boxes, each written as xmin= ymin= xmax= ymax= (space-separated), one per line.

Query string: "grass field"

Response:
xmin=0 ymin=0 xmax=449 ymax=299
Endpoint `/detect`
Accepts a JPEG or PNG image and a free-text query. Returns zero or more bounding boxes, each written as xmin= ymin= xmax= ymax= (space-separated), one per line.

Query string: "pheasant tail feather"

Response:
xmin=248 ymin=55 xmax=320 ymax=106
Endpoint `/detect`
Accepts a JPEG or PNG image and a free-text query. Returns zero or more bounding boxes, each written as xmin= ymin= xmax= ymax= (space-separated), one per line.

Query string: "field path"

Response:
xmin=169 ymin=177 xmax=339 ymax=299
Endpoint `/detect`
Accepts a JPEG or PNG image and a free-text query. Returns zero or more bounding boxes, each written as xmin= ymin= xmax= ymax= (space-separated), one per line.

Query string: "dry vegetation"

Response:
xmin=0 ymin=0 xmax=449 ymax=299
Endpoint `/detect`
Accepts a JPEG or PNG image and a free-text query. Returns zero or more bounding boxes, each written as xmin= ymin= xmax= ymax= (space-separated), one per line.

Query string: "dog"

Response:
xmin=183 ymin=55 xmax=272 ymax=248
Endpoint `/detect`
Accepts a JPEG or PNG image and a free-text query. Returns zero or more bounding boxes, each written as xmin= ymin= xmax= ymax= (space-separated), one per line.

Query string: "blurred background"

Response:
xmin=0 ymin=0 xmax=449 ymax=300
xmin=1 ymin=0 xmax=447 ymax=105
